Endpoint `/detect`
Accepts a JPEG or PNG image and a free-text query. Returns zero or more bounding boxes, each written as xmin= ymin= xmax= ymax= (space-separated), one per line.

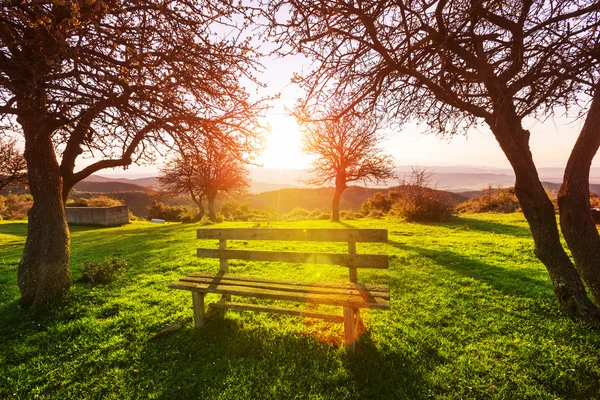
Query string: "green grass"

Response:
xmin=0 ymin=214 xmax=599 ymax=399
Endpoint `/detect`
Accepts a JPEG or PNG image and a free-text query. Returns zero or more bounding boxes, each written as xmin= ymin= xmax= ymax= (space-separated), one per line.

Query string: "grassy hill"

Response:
xmin=1 ymin=214 xmax=599 ymax=398
xmin=244 ymin=186 xmax=467 ymax=213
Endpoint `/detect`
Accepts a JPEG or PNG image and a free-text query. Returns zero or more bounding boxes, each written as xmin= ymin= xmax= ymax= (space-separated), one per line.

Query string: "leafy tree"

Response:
xmin=298 ymin=108 xmax=396 ymax=222
xmin=0 ymin=1 xmax=267 ymax=305
xmin=264 ymin=0 xmax=600 ymax=325
xmin=0 ymin=137 xmax=27 ymax=191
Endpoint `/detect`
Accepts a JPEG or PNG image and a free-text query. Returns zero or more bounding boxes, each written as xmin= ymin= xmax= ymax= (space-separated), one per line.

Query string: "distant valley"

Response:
xmin=71 ymin=166 xmax=600 ymax=217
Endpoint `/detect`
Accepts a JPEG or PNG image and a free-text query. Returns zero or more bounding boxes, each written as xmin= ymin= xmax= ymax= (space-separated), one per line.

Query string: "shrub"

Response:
xmin=368 ymin=209 xmax=384 ymax=218
xmin=86 ymin=196 xmax=122 ymax=207
xmin=179 ymin=209 xmax=203 ymax=223
xmin=221 ymin=199 xmax=252 ymax=221
xmin=80 ymin=254 xmax=127 ymax=284
xmin=1 ymin=194 xmax=32 ymax=220
xmin=66 ymin=198 xmax=89 ymax=207
xmin=591 ymin=193 xmax=600 ymax=209
xmin=283 ymin=207 xmax=310 ymax=221
xmin=214 ymin=213 xmax=225 ymax=223
xmin=147 ymin=200 xmax=188 ymax=222
xmin=340 ymin=210 xmax=361 ymax=220
xmin=199 ymin=215 xmax=215 ymax=226
xmin=66 ymin=196 xmax=122 ymax=207
xmin=318 ymin=212 xmax=331 ymax=220
xmin=456 ymin=185 xmax=520 ymax=214
xmin=360 ymin=192 xmax=392 ymax=215
xmin=393 ymin=195 xmax=454 ymax=222
xmin=128 ymin=211 xmax=138 ymax=222
xmin=307 ymin=209 xmax=322 ymax=220
xmin=391 ymin=167 xmax=454 ymax=222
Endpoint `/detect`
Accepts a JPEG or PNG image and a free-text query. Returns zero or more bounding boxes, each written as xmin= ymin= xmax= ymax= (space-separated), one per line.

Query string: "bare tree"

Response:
xmin=160 ymin=137 xmax=251 ymax=221
xmin=264 ymin=1 xmax=600 ymax=325
xmin=299 ymin=108 xmax=395 ymax=222
xmin=158 ymin=155 xmax=207 ymax=217
xmin=0 ymin=1 xmax=269 ymax=305
xmin=0 ymin=137 xmax=26 ymax=191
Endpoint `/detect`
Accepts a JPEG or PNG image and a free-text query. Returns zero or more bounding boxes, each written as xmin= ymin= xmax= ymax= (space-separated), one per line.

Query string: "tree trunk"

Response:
xmin=18 ymin=120 xmax=71 ymax=306
xmin=332 ymin=174 xmax=346 ymax=222
xmin=207 ymin=194 xmax=216 ymax=221
xmin=558 ymin=84 xmax=600 ymax=307
xmin=489 ymin=109 xmax=600 ymax=327
xmin=190 ymin=192 xmax=205 ymax=217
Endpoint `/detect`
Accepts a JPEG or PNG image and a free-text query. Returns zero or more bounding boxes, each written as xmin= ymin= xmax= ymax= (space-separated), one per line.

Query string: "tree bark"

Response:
xmin=488 ymin=107 xmax=600 ymax=327
xmin=190 ymin=192 xmax=205 ymax=217
xmin=18 ymin=119 xmax=71 ymax=306
xmin=207 ymin=193 xmax=216 ymax=221
xmin=332 ymin=173 xmax=346 ymax=222
xmin=558 ymin=84 xmax=600 ymax=307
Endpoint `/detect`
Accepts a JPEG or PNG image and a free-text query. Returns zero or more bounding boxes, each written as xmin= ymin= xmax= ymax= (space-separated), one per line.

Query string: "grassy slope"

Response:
xmin=0 ymin=214 xmax=599 ymax=399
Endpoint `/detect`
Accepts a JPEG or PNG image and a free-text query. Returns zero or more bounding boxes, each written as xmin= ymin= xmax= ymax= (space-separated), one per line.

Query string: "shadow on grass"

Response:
xmin=388 ymin=240 xmax=550 ymax=299
xmin=138 ymin=313 xmax=427 ymax=399
xmin=0 ymin=222 xmax=28 ymax=237
xmin=445 ymin=215 xmax=531 ymax=237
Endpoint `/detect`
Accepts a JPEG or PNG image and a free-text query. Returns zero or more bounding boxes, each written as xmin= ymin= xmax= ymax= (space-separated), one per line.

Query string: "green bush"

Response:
xmin=456 ymin=186 xmax=520 ymax=214
xmin=199 ymin=215 xmax=215 ymax=226
xmin=179 ymin=209 xmax=203 ymax=223
xmin=0 ymin=194 xmax=32 ymax=220
xmin=393 ymin=194 xmax=454 ymax=222
xmin=318 ymin=212 xmax=331 ymax=220
xmin=214 ymin=213 xmax=225 ymax=223
xmin=147 ymin=200 xmax=188 ymax=222
xmin=128 ymin=211 xmax=138 ymax=222
xmin=221 ymin=199 xmax=251 ymax=221
xmin=368 ymin=209 xmax=384 ymax=218
xmin=66 ymin=196 xmax=122 ymax=208
xmin=283 ymin=207 xmax=311 ymax=221
xmin=360 ymin=192 xmax=392 ymax=215
xmin=79 ymin=255 xmax=127 ymax=284
xmin=339 ymin=210 xmax=362 ymax=220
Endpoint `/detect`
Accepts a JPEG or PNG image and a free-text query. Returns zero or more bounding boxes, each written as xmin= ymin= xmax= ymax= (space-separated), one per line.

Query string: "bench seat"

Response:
xmin=169 ymin=272 xmax=390 ymax=310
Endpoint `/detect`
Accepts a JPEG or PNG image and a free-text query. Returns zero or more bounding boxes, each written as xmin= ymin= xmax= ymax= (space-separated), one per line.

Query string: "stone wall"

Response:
xmin=66 ymin=205 xmax=129 ymax=226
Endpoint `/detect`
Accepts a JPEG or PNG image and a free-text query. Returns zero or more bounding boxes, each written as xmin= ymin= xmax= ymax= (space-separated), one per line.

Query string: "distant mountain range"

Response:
xmin=80 ymin=165 xmax=600 ymax=194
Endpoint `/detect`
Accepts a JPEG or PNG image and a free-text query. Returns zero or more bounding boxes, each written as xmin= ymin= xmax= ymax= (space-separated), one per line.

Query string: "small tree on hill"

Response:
xmin=158 ymin=154 xmax=206 ymax=217
xmin=0 ymin=138 xmax=27 ymax=191
xmin=299 ymin=108 xmax=396 ymax=222
xmin=160 ymin=137 xmax=251 ymax=221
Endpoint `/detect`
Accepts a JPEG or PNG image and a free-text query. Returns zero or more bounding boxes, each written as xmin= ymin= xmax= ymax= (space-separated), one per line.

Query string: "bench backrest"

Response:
xmin=196 ymin=228 xmax=388 ymax=283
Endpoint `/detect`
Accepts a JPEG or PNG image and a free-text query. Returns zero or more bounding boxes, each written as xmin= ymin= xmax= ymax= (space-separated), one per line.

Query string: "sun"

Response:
xmin=257 ymin=111 xmax=311 ymax=170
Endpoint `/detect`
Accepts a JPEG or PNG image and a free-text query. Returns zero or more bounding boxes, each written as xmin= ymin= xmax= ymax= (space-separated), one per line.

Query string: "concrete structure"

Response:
xmin=66 ymin=205 xmax=129 ymax=226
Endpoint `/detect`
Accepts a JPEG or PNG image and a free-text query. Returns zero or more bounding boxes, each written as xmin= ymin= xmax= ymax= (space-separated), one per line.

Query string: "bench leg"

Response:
xmin=343 ymin=306 xmax=356 ymax=354
xmin=353 ymin=308 xmax=361 ymax=340
xmin=192 ymin=292 xmax=205 ymax=328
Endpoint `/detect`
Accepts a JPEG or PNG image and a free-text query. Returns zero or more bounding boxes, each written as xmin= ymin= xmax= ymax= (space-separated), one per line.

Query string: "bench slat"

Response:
xmin=179 ymin=275 xmax=390 ymax=299
xmin=187 ymin=272 xmax=390 ymax=293
xmin=169 ymin=280 xmax=390 ymax=310
xmin=197 ymin=249 xmax=389 ymax=269
xmin=210 ymin=301 xmax=345 ymax=323
xmin=197 ymin=228 xmax=387 ymax=243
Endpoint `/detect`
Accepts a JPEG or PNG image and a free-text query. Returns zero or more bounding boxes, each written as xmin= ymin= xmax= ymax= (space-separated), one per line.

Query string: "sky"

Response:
xmin=92 ymin=36 xmax=593 ymax=178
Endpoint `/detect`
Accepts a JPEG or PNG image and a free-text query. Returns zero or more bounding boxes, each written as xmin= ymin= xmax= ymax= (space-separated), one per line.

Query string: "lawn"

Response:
xmin=0 ymin=214 xmax=599 ymax=399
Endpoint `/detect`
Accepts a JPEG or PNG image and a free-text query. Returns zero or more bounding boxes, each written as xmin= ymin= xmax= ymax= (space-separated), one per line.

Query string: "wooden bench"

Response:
xmin=169 ymin=228 xmax=390 ymax=353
